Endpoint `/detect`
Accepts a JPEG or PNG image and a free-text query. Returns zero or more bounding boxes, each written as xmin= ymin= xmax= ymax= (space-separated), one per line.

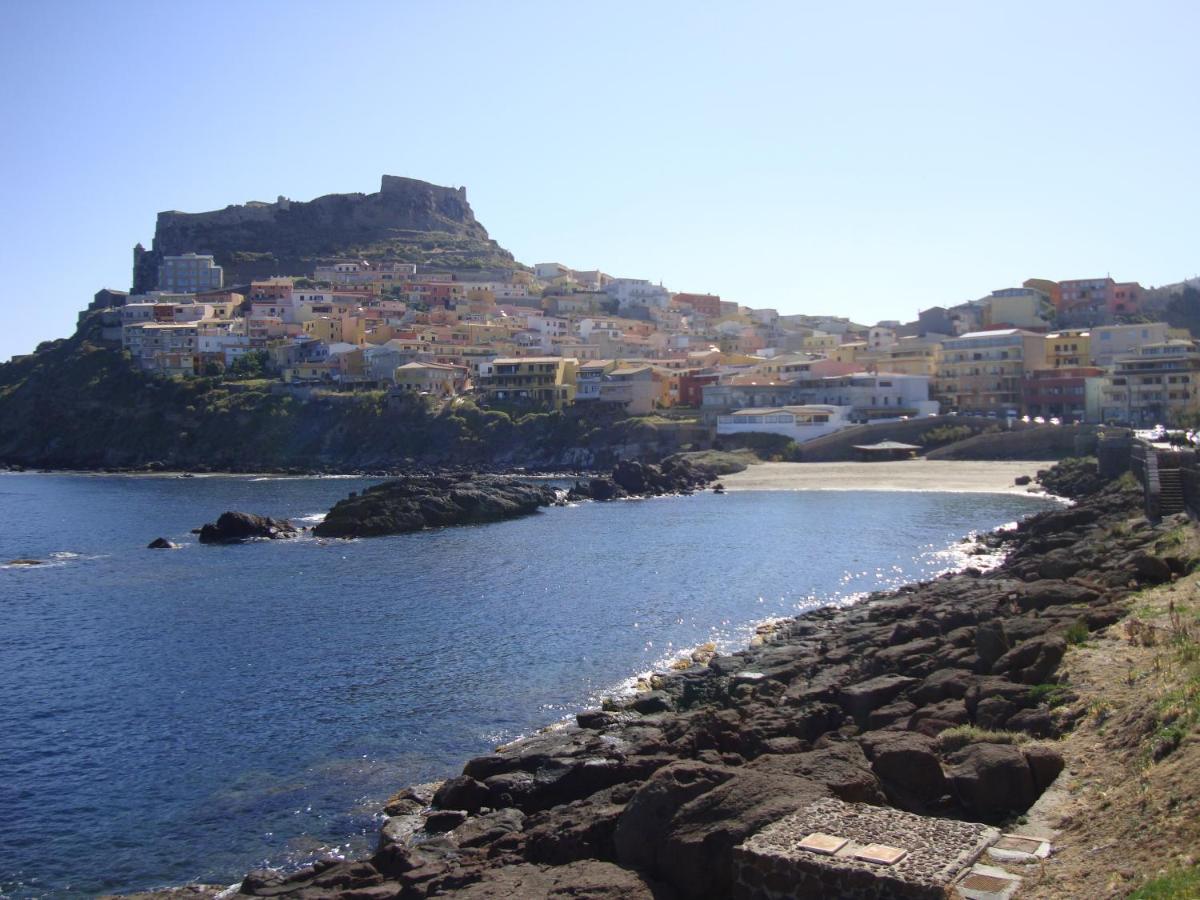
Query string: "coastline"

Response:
xmin=196 ymin=463 xmax=1180 ymax=899
xmin=721 ymin=458 xmax=1059 ymax=495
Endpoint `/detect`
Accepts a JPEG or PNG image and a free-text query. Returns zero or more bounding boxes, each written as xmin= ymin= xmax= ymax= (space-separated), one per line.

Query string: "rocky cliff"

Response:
xmin=133 ymin=175 xmax=517 ymax=291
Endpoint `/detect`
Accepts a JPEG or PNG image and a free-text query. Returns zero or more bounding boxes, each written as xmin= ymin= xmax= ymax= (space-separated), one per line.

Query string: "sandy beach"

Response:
xmin=720 ymin=459 xmax=1059 ymax=494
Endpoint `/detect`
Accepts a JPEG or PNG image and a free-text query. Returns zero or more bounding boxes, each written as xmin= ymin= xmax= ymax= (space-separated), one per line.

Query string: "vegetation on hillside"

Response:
xmin=0 ymin=316 xmax=676 ymax=472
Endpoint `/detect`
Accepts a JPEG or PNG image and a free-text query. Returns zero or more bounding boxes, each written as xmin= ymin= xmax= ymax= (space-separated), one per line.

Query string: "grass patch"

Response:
xmin=1129 ymin=865 xmax=1200 ymax=898
xmin=936 ymin=726 xmax=1029 ymax=753
xmin=1028 ymin=683 xmax=1073 ymax=708
xmin=1065 ymin=621 xmax=1090 ymax=645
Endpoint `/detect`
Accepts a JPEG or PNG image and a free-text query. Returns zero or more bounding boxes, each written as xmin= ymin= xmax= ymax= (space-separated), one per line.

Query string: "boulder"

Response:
xmin=146 ymin=537 xmax=178 ymax=549
xmin=448 ymin=860 xmax=665 ymax=899
xmin=1006 ymin=707 xmax=1054 ymax=738
xmin=838 ymin=674 xmax=918 ymax=726
xmin=449 ymin=808 xmax=526 ymax=849
xmin=912 ymin=668 xmax=975 ymax=705
xmin=1130 ymin=552 xmax=1173 ymax=584
xmin=974 ymin=621 xmax=1010 ymax=671
xmin=197 ymin=511 xmax=297 ymax=544
xmin=992 ymin=634 xmax=1067 ymax=684
xmin=613 ymin=761 xmax=827 ymax=899
xmin=1023 ymin=744 xmax=1066 ymax=792
xmin=948 ymin=742 xmax=1037 ymax=817
xmin=433 ymin=776 xmax=490 ymax=815
xmin=859 ymin=731 xmax=947 ymax=811
xmin=1018 ymin=580 xmax=1100 ymax=612
xmin=746 ymin=741 xmax=885 ymax=805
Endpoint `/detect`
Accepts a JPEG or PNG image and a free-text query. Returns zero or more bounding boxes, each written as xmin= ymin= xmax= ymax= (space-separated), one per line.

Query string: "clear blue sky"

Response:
xmin=1 ymin=1 xmax=1197 ymax=361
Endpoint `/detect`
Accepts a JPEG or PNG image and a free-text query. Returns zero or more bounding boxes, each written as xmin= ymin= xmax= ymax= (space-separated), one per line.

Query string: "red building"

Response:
xmin=678 ymin=370 xmax=720 ymax=407
xmin=1022 ymin=366 xmax=1102 ymax=420
xmin=673 ymin=292 xmax=722 ymax=318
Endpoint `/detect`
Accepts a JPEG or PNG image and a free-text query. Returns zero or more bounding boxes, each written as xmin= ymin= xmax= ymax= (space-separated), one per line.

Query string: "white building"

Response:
xmin=805 ymin=373 xmax=938 ymax=420
xmin=716 ymin=405 xmax=852 ymax=443
xmin=605 ymin=278 xmax=671 ymax=310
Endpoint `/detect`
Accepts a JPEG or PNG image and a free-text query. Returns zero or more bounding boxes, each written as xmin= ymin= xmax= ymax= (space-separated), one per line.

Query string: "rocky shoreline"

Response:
xmin=166 ymin=461 xmax=1180 ymax=900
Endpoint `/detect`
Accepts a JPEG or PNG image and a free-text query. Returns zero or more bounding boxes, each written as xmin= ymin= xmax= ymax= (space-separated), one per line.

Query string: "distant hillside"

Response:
xmin=133 ymin=175 xmax=519 ymax=292
xmin=0 ymin=316 xmax=686 ymax=473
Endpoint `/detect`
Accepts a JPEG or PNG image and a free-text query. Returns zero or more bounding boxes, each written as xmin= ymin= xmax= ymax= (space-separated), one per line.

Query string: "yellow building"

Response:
xmin=478 ymin=357 xmax=579 ymax=408
xmin=1101 ymin=341 xmax=1200 ymax=425
xmin=828 ymin=341 xmax=867 ymax=364
xmin=303 ymin=315 xmax=363 ymax=345
xmin=1044 ymin=330 xmax=1090 ymax=368
xmin=861 ymin=337 xmax=942 ymax=377
xmin=802 ymin=333 xmax=841 ymax=353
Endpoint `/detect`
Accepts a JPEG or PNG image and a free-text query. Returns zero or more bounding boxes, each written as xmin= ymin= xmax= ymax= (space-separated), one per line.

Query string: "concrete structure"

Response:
xmin=717 ymin=405 xmax=851 ymax=443
xmin=937 ymin=329 xmax=1047 ymax=414
xmin=732 ymin=798 xmax=998 ymax=900
xmin=158 ymin=253 xmax=223 ymax=293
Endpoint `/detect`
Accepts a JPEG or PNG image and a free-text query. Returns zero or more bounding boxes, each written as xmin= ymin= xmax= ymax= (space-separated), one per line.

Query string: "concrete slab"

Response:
xmin=986 ymin=832 xmax=1051 ymax=863
xmin=797 ymin=833 xmax=848 ymax=855
xmin=955 ymin=863 xmax=1022 ymax=900
xmin=733 ymin=797 xmax=1000 ymax=899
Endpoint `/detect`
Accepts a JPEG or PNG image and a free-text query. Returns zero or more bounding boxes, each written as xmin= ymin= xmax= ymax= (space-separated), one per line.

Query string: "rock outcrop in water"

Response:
xmin=312 ymin=475 xmax=558 ymax=538
xmin=566 ymin=456 xmax=717 ymax=502
xmin=197 ymin=511 xmax=297 ymax=544
xmin=224 ymin=465 xmax=1196 ymax=899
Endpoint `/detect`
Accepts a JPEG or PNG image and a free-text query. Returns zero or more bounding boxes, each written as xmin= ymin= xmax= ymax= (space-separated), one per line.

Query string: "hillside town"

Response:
xmin=79 ymin=252 xmax=1200 ymax=444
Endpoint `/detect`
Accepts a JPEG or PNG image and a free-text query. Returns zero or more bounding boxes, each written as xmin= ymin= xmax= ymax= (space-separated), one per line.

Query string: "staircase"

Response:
xmin=1159 ymin=465 xmax=1185 ymax=516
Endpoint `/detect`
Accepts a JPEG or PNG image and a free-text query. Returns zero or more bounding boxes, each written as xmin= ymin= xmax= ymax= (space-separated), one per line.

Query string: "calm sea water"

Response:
xmin=0 ymin=473 xmax=1054 ymax=898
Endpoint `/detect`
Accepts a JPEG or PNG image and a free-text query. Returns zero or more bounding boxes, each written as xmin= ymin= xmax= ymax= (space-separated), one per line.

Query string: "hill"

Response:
xmin=132 ymin=175 xmax=518 ymax=291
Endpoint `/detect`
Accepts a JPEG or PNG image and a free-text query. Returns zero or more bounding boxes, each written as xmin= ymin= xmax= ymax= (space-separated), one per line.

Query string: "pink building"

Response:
xmin=1058 ymin=277 xmax=1144 ymax=318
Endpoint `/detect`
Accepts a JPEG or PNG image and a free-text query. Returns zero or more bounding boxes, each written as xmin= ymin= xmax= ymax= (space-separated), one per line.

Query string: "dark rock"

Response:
xmin=1130 ymin=552 xmax=1172 ymax=584
xmin=974 ymin=621 xmax=1010 ymax=671
xmin=747 ymin=741 xmax=885 ymax=805
xmin=1018 ymin=580 xmax=1100 ymax=612
xmin=523 ymin=786 xmax=629 ymax=864
xmin=576 ymin=710 xmax=619 ymax=730
xmin=1023 ymin=744 xmax=1066 ymax=792
xmin=859 ymin=731 xmax=947 ymax=811
xmin=433 ymin=776 xmax=490 ymax=815
xmin=314 ymin=475 xmax=556 ymax=538
xmin=838 ymin=674 xmax=918 ymax=726
xmin=631 ymin=691 xmax=673 ymax=715
xmin=948 ymin=742 xmax=1037 ymax=817
xmin=146 ymin=537 xmax=178 ymax=549
xmin=1006 ymin=707 xmax=1055 ymax=738
xmin=425 ymin=809 xmax=468 ymax=832
xmin=613 ymin=761 xmax=827 ymax=898
xmin=912 ymin=668 xmax=975 ymax=705
xmin=448 ymin=860 xmax=665 ymax=899
xmin=197 ymin=511 xmax=297 ymax=544
xmin=449 ymin=808 xmax=526 ymax=849
xmin=867 ymin=700 xmax=917 ymax=729
xmin=993 ymin=634 xmax=1067 ymax=684
xmin=974 ymin=696 xmax=1016 ymax=730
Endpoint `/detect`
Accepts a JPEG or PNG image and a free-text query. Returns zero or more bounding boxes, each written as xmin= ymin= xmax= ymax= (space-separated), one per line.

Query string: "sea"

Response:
xmin=0 ymin=473 xmax=1056 ymax=898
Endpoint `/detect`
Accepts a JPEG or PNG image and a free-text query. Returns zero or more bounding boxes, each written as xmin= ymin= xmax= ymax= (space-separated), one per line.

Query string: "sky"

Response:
xmin=1 ymin=0 xmax=1197 ymax=361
